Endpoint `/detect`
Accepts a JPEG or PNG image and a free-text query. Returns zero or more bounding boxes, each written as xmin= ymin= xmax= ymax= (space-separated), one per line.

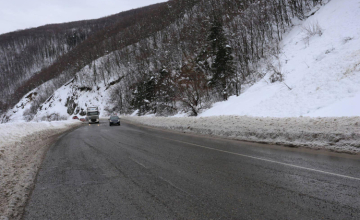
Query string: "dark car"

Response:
xmin=109 ymin=116 xmax=120 ymax=126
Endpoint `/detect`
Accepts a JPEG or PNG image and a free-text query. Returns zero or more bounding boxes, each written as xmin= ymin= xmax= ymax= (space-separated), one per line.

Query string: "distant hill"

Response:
xmin=0 ymin=1 xmax=177 ymax=112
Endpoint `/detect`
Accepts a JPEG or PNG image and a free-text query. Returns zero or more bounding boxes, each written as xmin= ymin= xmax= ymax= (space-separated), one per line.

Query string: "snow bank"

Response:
xmin=0 ymin=121 xmax=82 ymax=220
xmin=123 ymin=116 xmax=360 ymax=154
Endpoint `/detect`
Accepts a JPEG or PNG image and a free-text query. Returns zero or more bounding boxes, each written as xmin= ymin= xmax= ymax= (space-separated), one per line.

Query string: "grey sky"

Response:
xmin=0 ymin=0 xmax=167 ymax=35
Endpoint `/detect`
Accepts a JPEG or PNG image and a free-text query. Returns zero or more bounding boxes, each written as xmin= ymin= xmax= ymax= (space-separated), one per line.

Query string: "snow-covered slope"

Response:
xmin=201 ymin=0 xmax=360 ymax=117
xmin=32 ymin=79 xmax=112 ymax=121
xmin=3 ymin=77 xmax=114 ymax=123
xmin=3 ymin=0 xmax=358 ymax=122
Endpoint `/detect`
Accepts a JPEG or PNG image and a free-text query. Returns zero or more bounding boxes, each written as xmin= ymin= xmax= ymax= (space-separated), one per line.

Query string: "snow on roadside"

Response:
xmin=0 ymin=120 xmax=82 ymax=220
xmin=122 ymin=116 xmax=360 ymax=154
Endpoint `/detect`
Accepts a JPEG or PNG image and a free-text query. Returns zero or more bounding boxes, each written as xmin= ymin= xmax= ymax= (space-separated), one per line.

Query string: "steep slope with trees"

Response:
xmin=1 ymin=0 xmax=325 ymax=122
xmin=0 ymin=1 xmax=174 ymax=113
xmin=201 ymin=0 xmax=360 ymax=117
xmin=78 ymin=0 xmax=324 ymax=116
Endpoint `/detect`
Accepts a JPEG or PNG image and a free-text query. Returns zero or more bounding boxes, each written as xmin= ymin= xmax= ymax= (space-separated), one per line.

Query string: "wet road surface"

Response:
xmin=23 ymin=119 xmax=360 ymax=219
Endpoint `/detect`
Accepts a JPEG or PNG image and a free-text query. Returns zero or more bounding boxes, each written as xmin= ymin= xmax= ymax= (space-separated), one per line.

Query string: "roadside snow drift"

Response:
xmin=0 ymin=121 xmax=82 ymax=220
xmin=123 ymin=116 xmax=360 ymax=154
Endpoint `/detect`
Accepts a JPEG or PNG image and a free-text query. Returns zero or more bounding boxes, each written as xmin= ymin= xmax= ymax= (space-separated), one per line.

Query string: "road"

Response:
xmin=23 ymin=119 xmax=360 ymax=219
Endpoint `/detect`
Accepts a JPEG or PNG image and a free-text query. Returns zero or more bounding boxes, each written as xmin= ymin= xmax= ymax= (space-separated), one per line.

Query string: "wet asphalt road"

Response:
xmin=23 ymin=119 xmax=360 ymax=219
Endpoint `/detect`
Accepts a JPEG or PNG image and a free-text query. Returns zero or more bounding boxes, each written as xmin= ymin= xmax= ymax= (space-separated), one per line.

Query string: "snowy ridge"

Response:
xmin=123 ymin=116 xmax=360 ymax=153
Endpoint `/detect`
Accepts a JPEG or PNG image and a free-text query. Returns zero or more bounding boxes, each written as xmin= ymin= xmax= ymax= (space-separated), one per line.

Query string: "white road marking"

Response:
xmin=160 ymin=137 xmax=360 ymax=181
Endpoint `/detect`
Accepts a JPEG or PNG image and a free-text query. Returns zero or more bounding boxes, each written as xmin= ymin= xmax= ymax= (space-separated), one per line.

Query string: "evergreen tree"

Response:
xmin=131 ymin=77 xmax=156 ymax=115
xmin=207 ymin=16 xmax=235 ymax=100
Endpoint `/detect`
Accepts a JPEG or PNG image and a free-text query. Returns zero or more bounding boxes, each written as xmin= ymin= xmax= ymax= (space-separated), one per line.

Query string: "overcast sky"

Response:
xmin=0 ymin=0 xmax=168 ymax=35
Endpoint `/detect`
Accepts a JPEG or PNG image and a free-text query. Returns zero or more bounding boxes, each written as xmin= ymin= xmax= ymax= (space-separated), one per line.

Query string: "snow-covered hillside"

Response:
xmin=2 ymin=0 xmax=359 ymax=122
xmin=201 ymin=0 xmax=360 ymax=117
xmin=33 ymin=79 xmax=111 ymax=120
xmin=3 ymin=77 xmax=113 ymax=123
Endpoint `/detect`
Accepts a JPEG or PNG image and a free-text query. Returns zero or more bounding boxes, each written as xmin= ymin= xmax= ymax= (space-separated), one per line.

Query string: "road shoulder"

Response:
xmin=121 ymin=116 xmax=360 ymax=155
xmin=0 ymin=122 xmax=83 ymax=220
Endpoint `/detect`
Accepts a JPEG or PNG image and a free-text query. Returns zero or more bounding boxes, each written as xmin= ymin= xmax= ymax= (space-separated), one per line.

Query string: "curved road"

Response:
xmin=23 ymin=119 xmax=360 ymax=219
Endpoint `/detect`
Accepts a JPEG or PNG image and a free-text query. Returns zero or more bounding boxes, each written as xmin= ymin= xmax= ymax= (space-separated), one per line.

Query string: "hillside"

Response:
xmin=0 ymin=1 xmax=178 ymax=113
xmin=3 ymin=0 xmax=356 ymax=122
xmin=201 ymin=0 xmax=360 ymax=117
xmin=0 ymin=9 xmax=123 ymax=111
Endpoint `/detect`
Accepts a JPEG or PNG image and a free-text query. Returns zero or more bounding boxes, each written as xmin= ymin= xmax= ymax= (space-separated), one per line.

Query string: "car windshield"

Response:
xmin=110 ymin=116 xmax=119 ymax=120
xmin=87 ymin=111 xmax=99 ymax=116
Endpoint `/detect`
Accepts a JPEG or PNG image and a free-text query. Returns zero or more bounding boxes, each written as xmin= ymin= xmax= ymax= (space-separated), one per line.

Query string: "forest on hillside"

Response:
xmin=76 ymin=0 xmax=324 ymax=116
xmin=0 ymin=1 xmax=170 ymax=113
xmin=0 ymin=0 xmax=325 ymax=120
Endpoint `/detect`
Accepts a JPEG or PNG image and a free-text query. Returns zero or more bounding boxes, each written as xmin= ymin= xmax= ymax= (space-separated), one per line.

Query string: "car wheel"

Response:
xmin=109 ymin=123 xmax=111 ymax=126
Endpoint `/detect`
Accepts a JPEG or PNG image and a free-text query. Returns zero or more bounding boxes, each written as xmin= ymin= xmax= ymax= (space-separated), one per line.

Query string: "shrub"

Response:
xmin=302 ymin=21 xmax=323 ymax=45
